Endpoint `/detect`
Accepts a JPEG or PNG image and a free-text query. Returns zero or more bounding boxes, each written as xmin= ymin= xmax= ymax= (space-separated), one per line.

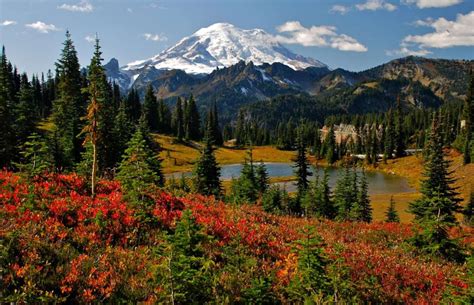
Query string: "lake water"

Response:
xmin=169 ymin=162 xmax=415 ymax=195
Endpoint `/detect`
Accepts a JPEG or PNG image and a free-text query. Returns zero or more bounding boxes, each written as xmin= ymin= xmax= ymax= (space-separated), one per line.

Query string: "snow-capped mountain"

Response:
xmin=123 ymin=23 xmax=326 ymax=75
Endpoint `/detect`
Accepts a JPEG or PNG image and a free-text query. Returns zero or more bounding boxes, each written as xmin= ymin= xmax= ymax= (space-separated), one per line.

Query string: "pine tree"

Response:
xmin=350 ymin=170 xmax=372 ymax=222
xmin=318 ymin=168 xmax=335 ymax=219
xmin=235 ymin=110 xmax=246 ymax=146
xmin=193 ymin=124 xmax=221 ymax=197
xmin=15 ymin=133 xmax=53 ymax=177
xmin=143 ymin=84 xmax=159 ymax=131
xmin=409 ymin=113 xmax=462 ymax=223
xmin=13 ymin=73 xmax=36 ymax=151
xmin=395 ymin=95 xmax=406 ymax=158
xmin=334 ymin=165 xmax=357 ymax=221
xmin=313 ymin=127 xmax=322 ymax=159
xmin=161 ymin=210 xmax=213 ymax=304
xmin=385 ymin=196 xmax=400 ymax=223
xmin=158 ymin=98 xmax=172 ymax=134
xmin=0 ymin=46 xmax=14 ymax=168
xmin=463 ymin=70 xmax=473 ymax=164
xmin=52 ymin=31 xmax=85 ymax=169
xmin=231 ymin=147 xmax=258 ymax=204
xmin=255 ymin=161 xmax=269 ymax=195
xmin=408 ymin=113 xmax=464 ymax=262
xmin=287 ymin=226 xmax=328 ymax=302
xmin=125 ymin=88 xmax=141 ymax=123
xmin=184 ymin=95 xmax=201 ymax=140
xmin=173 ymin=98 xmax=185 ymax=141
xmin=113 ymin=100 xmax=133 ymax=165
xmin=82 ymin=37 xmax=116 ymax=194
xmin=293 ymin=130 xmax=312 ymax=200
xmin=117 ymin=129 xmax=164 ymax=203
xmin=384 ymin=109 xmax=395 ymax=161
xmin=324 ymin=127 xmax=337 ymax=164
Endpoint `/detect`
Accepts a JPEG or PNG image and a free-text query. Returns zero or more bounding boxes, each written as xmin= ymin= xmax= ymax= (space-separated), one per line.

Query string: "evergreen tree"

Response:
xmin=317 ymin=168 xmax=335 ymax=219
xmin=287 ymin=226 xmax=328 ymax=302
xmin=0 ymin=46 xmax=14 ymax=168
xmin=125 ymin=88 xmax=141 ymax=123
xmin=409 ymin=114 xmax=462 ymax=223
xmin=262 ymin=186 xmax=286 ymax=214
xmin=15 ymin=133 xmax=53 ymax=177
xmin=184 ymin=95 xmax=201 ymax=140
xmin=408 ymin=113 xmax=464 ymax=262
xmin=385 ymin=196 xmax=400 ymax=223
xmin=324 ymin=127 xmax=337 ymax=164
xmin=255 ymin=161 xmax=269 ymax=195
xmin=52 ymin=31 xmax=84 ymax=169
xmin=395 ymin=96 xmax=406 ymax=158
xmin=158 ymin=98 xmax=172 ymax=134
xmin=384 ymin=109 xmax=395 ymax=161
xmin=235 ymin=110 xmax=246 ymax=146
xmin=193 ymin=124 xmax=221 ymax=197
xmin=293 ymin=130 xmax=312 ymax=200
xmin=206 ymin=102 xmax=223 ymax=146
xmin=313 ymin=127 xmax=322 ymax=159
xmin=334 ymin=165 xmax=357 ymax=221
xmin=173 ymin=97 xmax=185 ymax=141
xmin=117 ymin=129 xmax=164 ymax=203
xmin=350 ymin=170 xmax=372 ymax=222
xmin=143 ymin=84 xmax=159 ymax=131
xmin=230 ymin=148 xmax=258 ymax=204
xmin=463 ymin=70 xmax=473 ymax=164
xmin=112 ymin=100 xmax=133 ymax=165
xmin=13 ymin=73 xmax=36 ymax=150
xmin=160 ymin=210 xmax=213 ymax=304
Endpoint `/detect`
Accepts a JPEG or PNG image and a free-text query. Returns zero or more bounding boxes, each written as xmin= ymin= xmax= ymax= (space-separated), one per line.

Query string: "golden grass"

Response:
xmin=370 ymin=192 xmax=420 ymax=223
xmin=155 ymin=134 xmax=295 ymax=174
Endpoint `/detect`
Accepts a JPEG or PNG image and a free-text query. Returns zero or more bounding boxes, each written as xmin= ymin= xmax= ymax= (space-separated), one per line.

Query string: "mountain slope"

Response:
xmin=123 ymin=22 xmax=326 ymax=75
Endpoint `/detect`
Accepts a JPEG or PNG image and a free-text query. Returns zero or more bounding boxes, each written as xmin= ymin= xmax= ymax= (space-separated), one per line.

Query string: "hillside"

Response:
xmin=1 ymin=171 xmax=472 ymax=303
xmin=106 ymin=56 xmax=473 ymax=123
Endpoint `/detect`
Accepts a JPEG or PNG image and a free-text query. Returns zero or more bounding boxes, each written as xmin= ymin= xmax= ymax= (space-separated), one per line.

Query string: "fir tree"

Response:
xmin=173 ymin=97 xmax=185 ymax=141
xmin=13 ymin=73 xmax=36 ymax=150
xmin=255 ymin=161 xmax=269 ymax=195
xmin=463 ymin=70 xmax=473 ymax=164
xmin=143 ymin=84 xmax=159 ymax=131
xmin=158 ymin=98 xmax=172 ymax=134
xmin=230 ymin=148 xmax=258 ymax=204
xmin=350 ymin=170 xmax=372 ymax=222
xmin=408 ymin=113 xmax=464 ymax=262
xmin=334 ymin=165 xmax=357 ymax=221
xmin=117 ymin=129 xmax=164 ymax=203
xmin=262 ymin=186 xmax=285 ymax=214
xmin=15 ymin=133 xmax=53 ymax=177
xmin=317 ymin=168 xmax=335 ymax=219
xmin=193 ymin=124 xmax=221 ymax=197
xmin=125 ymin=88 xmax=141 ymax=123
xmin=0 ymin=46 xmax=14 ymax=168
xmin=184 ymin=95 xmax=201 ymax=140
xmin=409 ymin=113 xmax=462 ymax=223
xmin=293 ymin=130 xmax=312 ymax=200
xmin=287 ymin=226 xmax=328 ymax=302
xmin=113 ymin=100 xmax=133 ymax=165
xmin=313 ymin=127 xmax=322 ymax=159
xmin=385 ymin=196 xmax=400 ymax=223
xmin=324 ymin=127 xmax=337 ymax=164
xmin=384 ymin=109 xmax=395 ymax=161
xmin=52 ymin=31 xmax=85 ymax=169
xmin=395 ymin=95 xmax=406 ymax=158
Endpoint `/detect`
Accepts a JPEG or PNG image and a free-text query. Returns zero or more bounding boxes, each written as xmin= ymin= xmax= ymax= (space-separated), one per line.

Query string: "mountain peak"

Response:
xmin=124 ymin=22 xmax=326 ymax=74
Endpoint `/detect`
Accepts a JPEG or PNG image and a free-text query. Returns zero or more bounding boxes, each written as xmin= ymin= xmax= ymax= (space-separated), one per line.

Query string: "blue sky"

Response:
xmin=1 ymin=0 xmax=473 ymax=75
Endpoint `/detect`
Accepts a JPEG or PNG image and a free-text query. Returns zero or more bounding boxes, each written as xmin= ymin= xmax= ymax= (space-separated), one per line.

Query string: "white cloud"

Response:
xmin=127 ymin=8 xmax=133 ymax=13
xmin=356 ymin=0 xmax=397 ymax=11
xmin=403 ymin=11 xmax=474 ymax=48
xmin=1 ymin=20 xmax=17 ymax=26
xmin=25 ymin=21 xmax=60 ymax=34
xmin=275 ymin=21 xmax=367 ymax=52
xmin=330 ymin=5 xmax=350 ymax=15
xmin=143 ymin=33 xmax=168 ymax=42
xmin=403 ymin=0 xmax=462 ymax=9
xmin=58 ymin=1 xmax=94 ymax=13
xmin=386 ymin=46 xmax=432 ymax=56
xmin=85 ymin=35 xmax=95 ymax=43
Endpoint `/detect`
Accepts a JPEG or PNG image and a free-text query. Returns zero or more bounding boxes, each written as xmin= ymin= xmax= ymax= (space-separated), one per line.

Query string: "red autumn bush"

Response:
xmin=0 ymin=171 xmax=471 ymax=304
